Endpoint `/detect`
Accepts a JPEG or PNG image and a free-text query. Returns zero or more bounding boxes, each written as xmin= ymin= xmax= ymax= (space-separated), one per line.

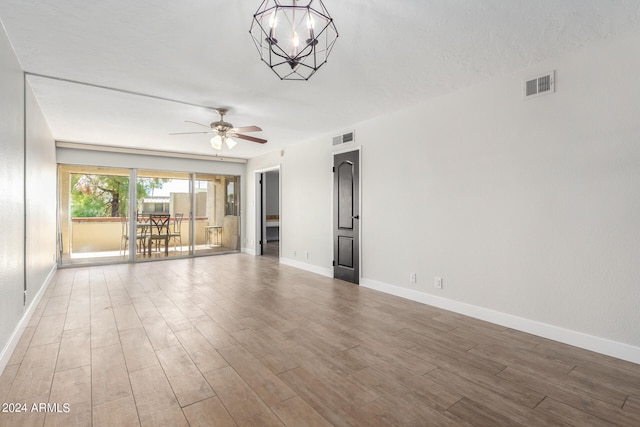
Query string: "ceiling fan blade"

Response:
xmin=230 ymin=125 xmax=262 ymax=133
xmin=168 ymin=131 xmax=214 ymax=135
xmin=235 ymin=134 xmax=268 ymax=144
xmin=185 ymin=120 xmax=211 ymax=129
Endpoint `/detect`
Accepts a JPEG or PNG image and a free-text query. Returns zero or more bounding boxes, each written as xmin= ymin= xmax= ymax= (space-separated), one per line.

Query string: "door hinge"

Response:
xmin=332 ymin=167 xmax=335 ymax=173
xmin=332 ymin=260 xmax=335 ymax=266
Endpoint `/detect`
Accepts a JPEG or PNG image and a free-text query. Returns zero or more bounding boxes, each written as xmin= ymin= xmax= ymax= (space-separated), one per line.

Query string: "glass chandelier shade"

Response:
xmin=250 ymin=0 xmax=338 ymax=80
xmin=210 ymin=135 xmax=237 ymax=150
xmin=210 ymin=135 xmax=223 ymax=150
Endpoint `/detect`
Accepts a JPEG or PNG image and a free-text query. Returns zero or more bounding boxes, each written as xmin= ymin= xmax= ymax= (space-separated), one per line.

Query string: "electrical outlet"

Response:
xmin=305 ymin=251 xmax=309 ymax=259
xmin=293 ymin=250 xmax=297 ymax=257
xmin=409 ymin=272 xmax=416 ymax=283
xmin=434 ymin=276 xmax=443 ymax=289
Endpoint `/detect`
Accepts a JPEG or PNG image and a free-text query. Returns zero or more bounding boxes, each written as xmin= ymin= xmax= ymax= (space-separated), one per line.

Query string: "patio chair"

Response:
xmin=169 ymin=213 xmax=184 ymax=251
xmin=122 ymin=215 xmax=149 ymax=254
xmin=148 ymin=214 xmax=171 ymax=255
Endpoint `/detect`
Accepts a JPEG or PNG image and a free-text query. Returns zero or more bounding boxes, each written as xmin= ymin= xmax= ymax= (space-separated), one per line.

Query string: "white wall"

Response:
xmin=0 ymin=24 xmax=57 ymax=373
xmin=0 ymin=21 xmax=26 ymax=362
xmin=25 ymin=84 xmax=57 ymax=305
xmin=245 ymin=31 xmax=640 ymax=362
xmin=245 ymin=142 xmax=333 ymax=274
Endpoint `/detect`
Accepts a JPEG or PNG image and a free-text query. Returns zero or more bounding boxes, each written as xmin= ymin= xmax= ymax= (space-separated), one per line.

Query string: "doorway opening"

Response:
xmin=257 ymin=167 xmax=280 ymax=258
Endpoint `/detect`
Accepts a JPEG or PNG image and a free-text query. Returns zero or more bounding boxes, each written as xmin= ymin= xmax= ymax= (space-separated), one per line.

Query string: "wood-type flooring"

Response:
xmin=1 ymin=254 xmax=639 ymax=426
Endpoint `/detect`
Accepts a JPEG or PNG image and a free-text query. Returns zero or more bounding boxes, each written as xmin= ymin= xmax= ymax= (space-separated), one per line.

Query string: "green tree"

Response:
xmin=71 ymin=174 xmax=167 ymax=218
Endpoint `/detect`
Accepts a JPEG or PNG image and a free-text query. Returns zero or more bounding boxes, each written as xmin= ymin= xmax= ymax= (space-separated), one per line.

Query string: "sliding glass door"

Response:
xmin=193 ymin=174 xmax=240 ymax=255
xmin=58 ymin=165 xmax=241 ymax=266
xmin=136 ymin=170 xmax=192 ymax=260
xmin=58 ymin=165 xmax=131 ymax=265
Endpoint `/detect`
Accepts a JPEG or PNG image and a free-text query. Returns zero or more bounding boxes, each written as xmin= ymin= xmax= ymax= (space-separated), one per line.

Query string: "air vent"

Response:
xmin=333 ymin=131 xmax=356 ymax=146
xmin=524 ymin=71 xmax=555 ymax=99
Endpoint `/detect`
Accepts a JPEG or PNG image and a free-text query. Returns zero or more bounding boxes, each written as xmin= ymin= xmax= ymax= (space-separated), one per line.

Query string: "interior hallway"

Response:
xmin=1 ymin=255 xmax=639 ymax=426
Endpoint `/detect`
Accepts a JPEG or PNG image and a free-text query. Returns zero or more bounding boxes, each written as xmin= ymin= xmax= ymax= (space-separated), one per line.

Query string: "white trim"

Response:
xmin=243 ymin=247 xmax=257 ymax=256
xmin=360 ymin=277 xmax=640 ymax=365
xmin=0 ymin=264 xmax=56 ymax=375
xmin=254 ymin=165 xmax=281 ymax=257
xmin=332 ymin=141 xmax=362 ymax=155
xmin=253 ymin=165 xmax=281 ymax=174
xmin=280 ymin=257 xmax=332 ymax=278
xmin=56 ymin=141 xmax=247 ymax=163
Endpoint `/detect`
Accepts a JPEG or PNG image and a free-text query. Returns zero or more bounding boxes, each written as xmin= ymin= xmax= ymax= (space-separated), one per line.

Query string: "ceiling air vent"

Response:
xmin=333 ymin=131 xmax=355 ymax=146
xmin=524 ymin=71 xmax=555 ymax=99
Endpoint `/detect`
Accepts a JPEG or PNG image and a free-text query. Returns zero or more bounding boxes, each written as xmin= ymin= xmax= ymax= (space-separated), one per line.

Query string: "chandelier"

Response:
xmin=250 ymin=0 xmax=338 ymax=80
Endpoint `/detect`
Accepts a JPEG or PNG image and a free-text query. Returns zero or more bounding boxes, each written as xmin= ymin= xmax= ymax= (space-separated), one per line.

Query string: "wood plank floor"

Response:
xmin=1 ymin=254 xmax=639 ymax=426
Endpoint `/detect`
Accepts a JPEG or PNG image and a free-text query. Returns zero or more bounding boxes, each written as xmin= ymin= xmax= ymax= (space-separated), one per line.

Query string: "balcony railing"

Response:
xmin=68 ymin=216 xmax=237 ymax=254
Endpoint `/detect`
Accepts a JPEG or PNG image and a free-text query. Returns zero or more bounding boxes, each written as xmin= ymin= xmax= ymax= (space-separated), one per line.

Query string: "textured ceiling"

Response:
xmin=2 ymin=1 xmax=640 ymax=159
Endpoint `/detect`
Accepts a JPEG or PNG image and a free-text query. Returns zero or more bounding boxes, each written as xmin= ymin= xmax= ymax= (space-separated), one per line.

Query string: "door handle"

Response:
xmin=352 ymin=215 xmax=359 ymax=219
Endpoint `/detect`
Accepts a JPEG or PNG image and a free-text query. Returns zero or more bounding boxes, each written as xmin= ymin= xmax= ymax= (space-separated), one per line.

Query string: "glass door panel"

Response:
xmin=58 ymin=165 xmax=131 ymax=266
xmin=194 ymin=173 xmax=241 ymax=255
xmin=136 ymin=170 xmax=192 ymax=260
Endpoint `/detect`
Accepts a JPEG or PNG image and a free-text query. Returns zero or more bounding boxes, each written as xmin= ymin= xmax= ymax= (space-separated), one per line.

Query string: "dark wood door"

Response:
xmin=333 ymin=150 xmax=359 ymax=284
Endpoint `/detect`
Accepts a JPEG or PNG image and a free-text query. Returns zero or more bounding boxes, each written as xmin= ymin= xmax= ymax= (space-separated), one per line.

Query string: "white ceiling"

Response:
xmin=2 ymin=1 xmax=640 ymax=159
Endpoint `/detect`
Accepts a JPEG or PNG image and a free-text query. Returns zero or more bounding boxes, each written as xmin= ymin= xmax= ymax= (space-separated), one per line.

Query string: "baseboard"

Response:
xmin=0 ymin=264 xmax=57 ymax=375
xmin=280 ymin=258 xmax=333 ymax=278
xmin=360 ymin=277 xmax=640 ymax=365
xmin=242 ymin=247 xmax=257 ymax=256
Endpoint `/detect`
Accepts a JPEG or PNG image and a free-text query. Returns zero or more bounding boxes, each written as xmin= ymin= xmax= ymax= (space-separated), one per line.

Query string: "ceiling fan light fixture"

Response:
xmin=172 ymin=108 xmax=267 ymax=151
xmin=210 ymin=135 xmax=223 ymax=150
xmin=250 ymin=0 xmax=338 ymax=81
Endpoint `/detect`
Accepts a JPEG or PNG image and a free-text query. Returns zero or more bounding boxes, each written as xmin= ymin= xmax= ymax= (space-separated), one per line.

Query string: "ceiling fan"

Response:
xmin=169 ymin=108 xmax=267 ymax=150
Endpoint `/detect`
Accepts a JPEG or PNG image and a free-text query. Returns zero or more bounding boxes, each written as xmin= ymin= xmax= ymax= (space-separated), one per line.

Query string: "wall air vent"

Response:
xmin=333 ymin=131 xmax=355 ymax=146
xmin=524 ymin=70 xmax=555 ymax=99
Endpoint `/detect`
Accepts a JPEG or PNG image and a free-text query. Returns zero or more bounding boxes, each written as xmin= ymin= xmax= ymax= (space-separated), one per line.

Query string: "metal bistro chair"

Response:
xmin=169 ymin=213 xmax=184 ymax=252
xmin=121 ymin=216 xmax=149 ymax=254
xmin=147 ymin=214 xmax=171 ymax=256
xmin=136 ymin=216 xmax=149 ymax=254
